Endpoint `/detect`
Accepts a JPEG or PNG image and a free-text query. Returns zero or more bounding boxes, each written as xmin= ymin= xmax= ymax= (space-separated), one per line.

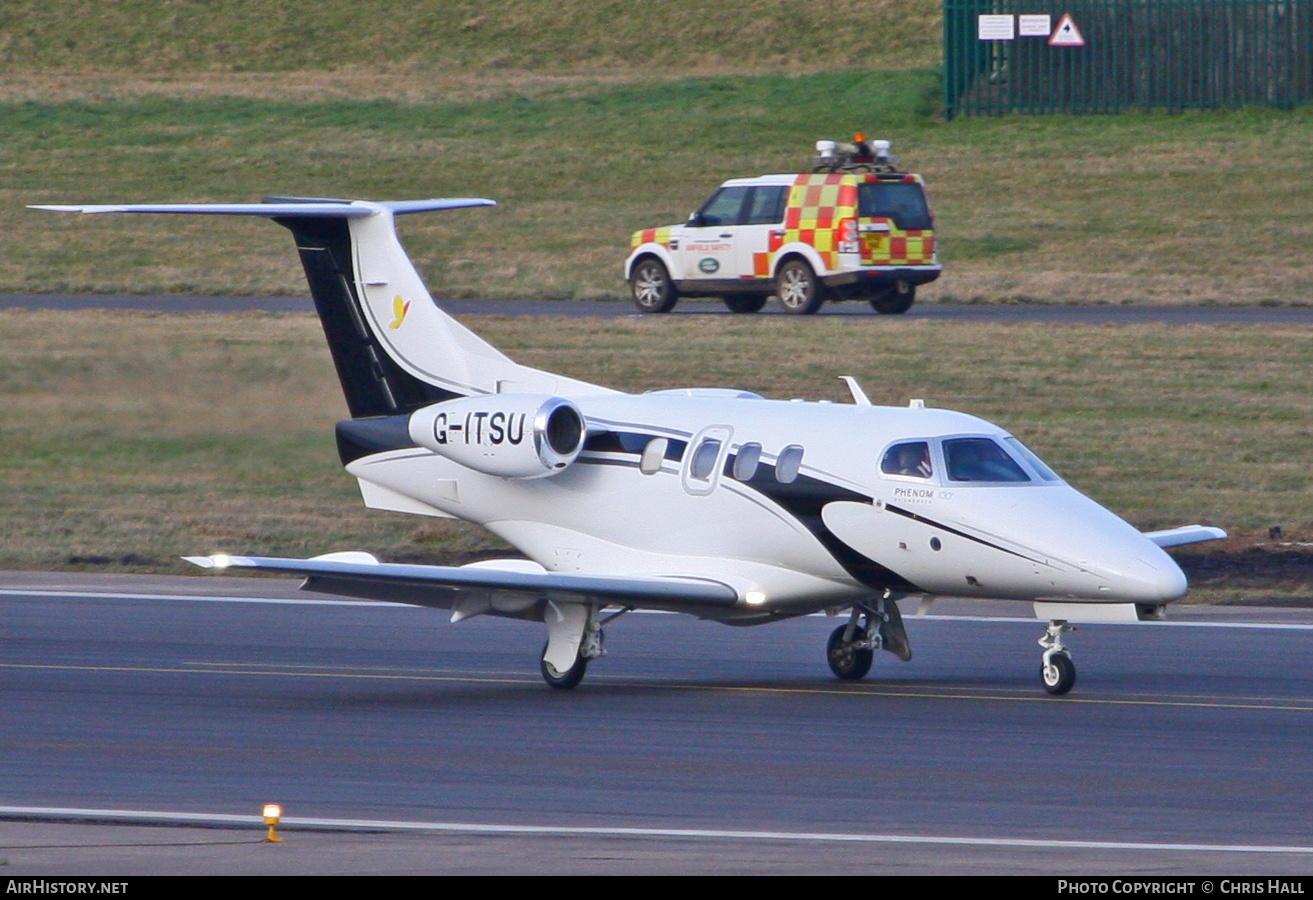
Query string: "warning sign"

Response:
xmin=1049 ymin=13 xmax=1085 ymax=46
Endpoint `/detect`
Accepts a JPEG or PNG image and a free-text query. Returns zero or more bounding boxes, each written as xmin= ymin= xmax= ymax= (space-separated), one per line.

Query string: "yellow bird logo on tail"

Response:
xmin=389 ymin=295 xmax=411 ymax=329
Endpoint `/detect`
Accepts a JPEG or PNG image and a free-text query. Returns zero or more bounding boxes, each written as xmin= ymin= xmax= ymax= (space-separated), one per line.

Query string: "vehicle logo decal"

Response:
xmin=698 ymin=257 xmax=720 ymax=274
xmin=389 ymin=295 xmax=411 ymax=329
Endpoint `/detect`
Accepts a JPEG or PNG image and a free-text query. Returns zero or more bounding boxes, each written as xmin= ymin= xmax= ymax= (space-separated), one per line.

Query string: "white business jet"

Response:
xmin=36 ymin=197 xmax=1226 ymax=695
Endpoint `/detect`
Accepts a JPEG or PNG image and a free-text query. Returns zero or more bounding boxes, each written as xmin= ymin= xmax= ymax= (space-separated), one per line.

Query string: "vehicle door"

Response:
xmin=856 ymin=178 xmax=935 ymax=267
xmin=729 ymin=185 xmax=789 ymax=282
xmin=671 ymin=186 xmax=749 ymax=282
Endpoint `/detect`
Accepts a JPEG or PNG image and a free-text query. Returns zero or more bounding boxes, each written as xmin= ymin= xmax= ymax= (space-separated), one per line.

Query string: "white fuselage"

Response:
xmin=347 ymin=392 xmax=1188 ymax=619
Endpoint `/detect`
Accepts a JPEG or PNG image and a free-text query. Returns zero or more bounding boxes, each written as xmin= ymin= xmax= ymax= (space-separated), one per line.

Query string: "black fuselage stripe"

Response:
xmin=883 ymin=503 xmax=1041 ymax=563
xmin=578 ymin=435 xmax=923 ymax=593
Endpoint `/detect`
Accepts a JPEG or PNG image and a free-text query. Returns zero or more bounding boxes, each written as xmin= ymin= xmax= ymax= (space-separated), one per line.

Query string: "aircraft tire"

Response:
xmin=723 ymin=294 xmax=768 ymax=314
xmin=1040 ymin=653 xmax=1076 ymax=695
xmin=540 ymin=641 xmax=588 ymax=690
xmin=776 ymin=260 xmax=825 ymax=315
xmin=630 ymin=258 xmax=678 ymax=314
xmin=827 ymin=624 xmax=874 ymax=680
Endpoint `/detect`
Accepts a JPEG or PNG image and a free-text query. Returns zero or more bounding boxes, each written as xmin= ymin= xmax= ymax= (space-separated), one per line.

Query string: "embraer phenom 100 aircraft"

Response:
xmin=36 ymin=197 xmax=1226 ymax=695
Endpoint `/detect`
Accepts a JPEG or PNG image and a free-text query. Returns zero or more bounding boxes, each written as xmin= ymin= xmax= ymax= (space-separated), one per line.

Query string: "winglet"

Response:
xmin=838 ymin=375 xmax=872 ymax=406
xmin=1144 ymin=525 xmax=1228 ymax=548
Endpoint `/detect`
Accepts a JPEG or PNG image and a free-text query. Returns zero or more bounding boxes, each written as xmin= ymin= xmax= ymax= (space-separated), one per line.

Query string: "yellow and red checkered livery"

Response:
xmin=631 ymin=226 xmax=673 ymax=250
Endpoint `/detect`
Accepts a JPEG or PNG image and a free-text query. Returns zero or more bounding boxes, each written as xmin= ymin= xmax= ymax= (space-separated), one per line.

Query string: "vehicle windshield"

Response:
xmin=858 ymin=182 xmax=932 ymax=231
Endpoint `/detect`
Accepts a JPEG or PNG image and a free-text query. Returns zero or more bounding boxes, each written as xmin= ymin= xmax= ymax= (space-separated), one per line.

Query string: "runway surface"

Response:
xmin=4 ymin=293 xmax=1313 ymax=324
xmin=2 ymin=572 xmax=1312 ymax=874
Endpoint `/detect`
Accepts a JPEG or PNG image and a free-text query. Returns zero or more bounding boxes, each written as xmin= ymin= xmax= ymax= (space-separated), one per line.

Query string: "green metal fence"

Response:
xmin=944 ymin=0 xmax=1313 ymax=117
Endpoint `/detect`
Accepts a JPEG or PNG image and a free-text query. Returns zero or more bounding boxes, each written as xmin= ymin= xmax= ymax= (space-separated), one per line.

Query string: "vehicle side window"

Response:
xmin=743 ymin=187 xmax=788 ymax=225
xmin=881 ymin=441 xmax=932 ymax=478
xmin=943 ymin=438 xmax=1030 ymax=483
xmin=697 ymin=187 xmax=751 ymax=227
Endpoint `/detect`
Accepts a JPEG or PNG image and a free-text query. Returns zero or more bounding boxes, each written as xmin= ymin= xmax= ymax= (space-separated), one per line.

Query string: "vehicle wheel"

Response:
xmin=1040 ymin=653 xmax=1076 ymax=696
xmin=776 ymin=260 xmax=825 ymax=315
xmin=827 ymin=625 xmax=874 ymax=680
xmin=541 ymin=641 xmax=588 ymax=690
xmin=870 ymin=281 xmax=915 ymax=315
xmin=723 ymin=294 xmax=768 ymax=314
xmin=630 ymin=259 xmax=678 ymax=314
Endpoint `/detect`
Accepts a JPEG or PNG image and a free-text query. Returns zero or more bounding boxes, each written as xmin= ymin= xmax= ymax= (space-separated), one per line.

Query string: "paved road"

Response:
xmin=2 ymin=572 xmax=1312 ymax=874
xmin=4 ymin=293 xmax=1313 ymax=324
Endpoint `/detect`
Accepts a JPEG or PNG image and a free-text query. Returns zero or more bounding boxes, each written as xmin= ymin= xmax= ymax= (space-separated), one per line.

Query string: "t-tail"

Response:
xmin=33 ymin=198 xmax=612 ymax=421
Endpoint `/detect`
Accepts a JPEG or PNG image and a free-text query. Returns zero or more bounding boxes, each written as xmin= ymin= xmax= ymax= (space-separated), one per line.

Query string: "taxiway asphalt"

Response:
xmin=4 ymin=293 xmax=1313 ymax=324
xmin=3 ymin=572 xmax=1312 ymax=875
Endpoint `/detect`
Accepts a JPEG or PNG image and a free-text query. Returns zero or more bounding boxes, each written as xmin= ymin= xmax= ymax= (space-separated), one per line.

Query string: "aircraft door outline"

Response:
xmin=682 ymin=425 xmax=733 ymax=496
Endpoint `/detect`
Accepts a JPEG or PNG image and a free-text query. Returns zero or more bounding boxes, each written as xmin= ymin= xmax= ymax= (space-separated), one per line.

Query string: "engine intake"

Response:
xmin=408 ymin=394 xmax=585 ymax=478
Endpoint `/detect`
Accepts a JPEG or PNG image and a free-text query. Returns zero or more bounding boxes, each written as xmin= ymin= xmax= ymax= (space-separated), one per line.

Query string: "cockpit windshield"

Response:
xmin=1002 ymin=436 xmax=1062 ymax=482
xmin=879 ymin=436 xmax=1064 ymax=485
xmin=880 ymin=441 xmax=933 ymax=478
xmin=943 ymin=437 xmax=1030 ymax=483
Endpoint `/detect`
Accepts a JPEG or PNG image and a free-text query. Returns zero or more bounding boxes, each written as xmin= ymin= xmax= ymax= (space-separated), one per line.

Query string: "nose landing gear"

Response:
xmin=1039 ymin=619 xmax=1077 ymax=695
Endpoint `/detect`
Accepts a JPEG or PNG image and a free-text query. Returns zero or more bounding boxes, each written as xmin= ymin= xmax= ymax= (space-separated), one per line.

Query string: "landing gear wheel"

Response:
xmin=776 ymin=260 xmax=825 ymax=315
xmin=540 ymin=641 xmax=588 ymax=690
xmin=630 ymin=259 xmax=678 ymax=314
xmin=870 ymin=281 xmax=915 ymax=315
xmin=723 ymin=294 xmax=768 ymax=314
xmin=827 ymin=625 xmax=874 ymax=680
xmin=1040 ymin=652 xmax=1076 ymax=695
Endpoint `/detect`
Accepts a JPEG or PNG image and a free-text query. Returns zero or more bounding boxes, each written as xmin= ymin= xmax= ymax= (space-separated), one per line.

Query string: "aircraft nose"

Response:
xmin=1122 ymin=553 xmax=1189 ymax=603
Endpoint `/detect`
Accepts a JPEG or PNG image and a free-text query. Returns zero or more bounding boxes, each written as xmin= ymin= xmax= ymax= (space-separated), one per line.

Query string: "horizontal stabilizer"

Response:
xmin=31 ymin=198 xmax=495 ymax=218
xmin=1143 ymin=525 xmax=1228 ymax=548
xmin=184 ymin=553 xmax=740 ymax=611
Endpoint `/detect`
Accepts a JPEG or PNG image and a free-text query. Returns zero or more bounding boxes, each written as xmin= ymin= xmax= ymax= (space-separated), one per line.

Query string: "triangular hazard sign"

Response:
xmin=1049 ymin=13 xmax=1085 ymax=46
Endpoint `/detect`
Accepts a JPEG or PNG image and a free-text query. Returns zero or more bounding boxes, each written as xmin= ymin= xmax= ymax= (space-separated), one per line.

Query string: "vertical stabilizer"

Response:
xmin=33 ymin=198 xmax=613 ymax=419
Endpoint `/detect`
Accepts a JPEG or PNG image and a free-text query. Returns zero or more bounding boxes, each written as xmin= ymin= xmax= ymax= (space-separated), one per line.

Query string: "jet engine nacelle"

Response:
xmin=408 ymin=394 xmax=586 ymax=478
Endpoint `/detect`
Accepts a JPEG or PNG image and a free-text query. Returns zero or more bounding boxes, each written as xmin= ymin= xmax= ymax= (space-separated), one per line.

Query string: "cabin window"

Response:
xmin=776 ymin=445 xmax=804 ymax=484
xmin=639 ymin=437 xmax=668 ymax=475
xmin=943 ymin=438 xmax=1030 ymax=483
xmin=881 ymin=441 xmax=933 ymax=478
xmin=690 ymin=438 xmax=722 ymax=481
xmin=733 ymin=443 xmax=762 ymax=480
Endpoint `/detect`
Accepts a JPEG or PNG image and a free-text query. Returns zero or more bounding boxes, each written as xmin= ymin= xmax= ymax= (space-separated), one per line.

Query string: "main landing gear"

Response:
xmin=826 ymin=593 xmax=913 ymax=680
xmin=539 ymin=602 xmax=622 ymax=689
xmin=1039 ymin=619 xmax=1077 ymax=695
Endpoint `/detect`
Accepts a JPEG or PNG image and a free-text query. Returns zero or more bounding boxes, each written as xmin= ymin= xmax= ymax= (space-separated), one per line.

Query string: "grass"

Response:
xmin=6 ymin=72 xmax=1313 ymax=305
xmin=0 ymin=309 xmax=1308 ymax=604
xmin=0 ymin=1 xmax=942 ymax=73
xmin=0 ymin=2 xmax=1308 ymax=606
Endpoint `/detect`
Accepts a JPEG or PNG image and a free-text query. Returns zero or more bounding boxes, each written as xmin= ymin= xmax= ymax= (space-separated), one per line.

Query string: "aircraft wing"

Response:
xmin=1143 ymin=525 xmax=1228 ymax=548
xmin=184 ymin=552 xmax=740 ymax=616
